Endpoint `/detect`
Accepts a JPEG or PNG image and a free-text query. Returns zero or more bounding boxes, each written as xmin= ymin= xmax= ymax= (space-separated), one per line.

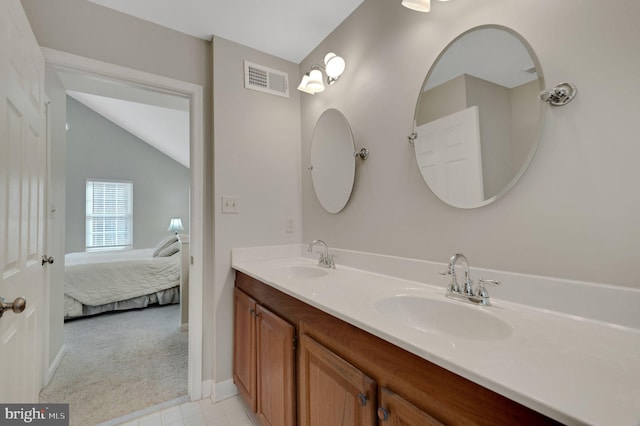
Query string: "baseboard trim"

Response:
xmin=44 ymin=344 xmax=66 ymax=386
xmin=213 ymin=379 xmax=237 ymax=402
xmin=97 ymin=395 xmax=189 ymax=426
xmin=199 ymin=379 xmax=213 ymax=400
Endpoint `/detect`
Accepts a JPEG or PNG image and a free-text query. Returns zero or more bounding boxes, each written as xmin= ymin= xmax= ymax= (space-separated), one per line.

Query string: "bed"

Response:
xmin=64 ymin=235 xmax=189 ymax=319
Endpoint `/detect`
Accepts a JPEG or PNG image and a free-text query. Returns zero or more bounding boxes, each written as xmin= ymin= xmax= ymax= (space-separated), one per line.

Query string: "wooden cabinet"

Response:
xmin=255 ymin=304 xmax=295 ymax=426
xmin=233 ymin=288 xmax=256 ymax=411
xmin=233 ymin=288 xmax=295 ymax=426
xmin=377 ymin=387 xmax=444 ymax=426
xmin=235 ymin=272 xmax=560 ymax=426
xmin=299 ymin=334 xmax=377 ymax=426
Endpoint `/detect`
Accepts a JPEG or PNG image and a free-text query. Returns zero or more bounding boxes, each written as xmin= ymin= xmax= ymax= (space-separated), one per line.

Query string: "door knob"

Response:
xmin=0 ymin=296 xmax=26 ymax=318
xmin=42 ymin=255 xmax=54 ymax=266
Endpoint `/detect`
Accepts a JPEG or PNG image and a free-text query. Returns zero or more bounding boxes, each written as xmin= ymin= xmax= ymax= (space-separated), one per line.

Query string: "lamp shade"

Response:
xmin=297 ymin=73 xmax=316 ymax=94
xmin=402 ymin=0 xmax=431 ymax=12
xmin=167 ymin=218 xmax=184 ymax=233
xmin=306 ymin=69 xmax=325 ymax=93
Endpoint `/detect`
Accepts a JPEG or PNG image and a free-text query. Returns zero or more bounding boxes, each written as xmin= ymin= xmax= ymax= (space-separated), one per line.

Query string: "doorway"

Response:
xmin=41 ymin=48 xmax=205 ymax=417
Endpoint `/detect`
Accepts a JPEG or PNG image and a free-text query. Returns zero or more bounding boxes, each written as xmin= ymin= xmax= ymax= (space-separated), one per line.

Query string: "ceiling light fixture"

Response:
xmin=297 ymin=52 xmax=346 ymax=95
xmin=402 ymin=0 xmax=450 ymax=13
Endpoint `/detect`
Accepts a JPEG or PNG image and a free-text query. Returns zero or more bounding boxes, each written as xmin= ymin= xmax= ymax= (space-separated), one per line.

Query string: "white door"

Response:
xmin=414 ymin=106 xmax=484 ymax=207
xmin=0 ymin=0 xmax=47 ymax=402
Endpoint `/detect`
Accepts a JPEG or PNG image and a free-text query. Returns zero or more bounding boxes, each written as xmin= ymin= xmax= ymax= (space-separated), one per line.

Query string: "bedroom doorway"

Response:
xmin=41 ymin=48 xmax=205 ymax=420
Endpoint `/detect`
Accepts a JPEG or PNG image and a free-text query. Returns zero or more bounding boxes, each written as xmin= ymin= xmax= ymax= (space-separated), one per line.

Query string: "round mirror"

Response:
xmin=412 ymin=25 xmax=546 ymax=208
xmin=310 ymin=108 xmax=356 ymax=213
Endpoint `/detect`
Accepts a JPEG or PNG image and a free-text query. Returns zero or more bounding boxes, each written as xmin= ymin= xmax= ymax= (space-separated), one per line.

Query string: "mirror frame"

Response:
xmin=310 ymin=108 xmax=356 ymax=214
xmin=412 ymin=24 xmax=547 ymax=209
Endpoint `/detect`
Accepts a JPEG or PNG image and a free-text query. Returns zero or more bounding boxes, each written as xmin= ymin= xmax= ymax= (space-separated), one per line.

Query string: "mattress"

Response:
xmin=64 ymin=248 xmax=181 ymax=307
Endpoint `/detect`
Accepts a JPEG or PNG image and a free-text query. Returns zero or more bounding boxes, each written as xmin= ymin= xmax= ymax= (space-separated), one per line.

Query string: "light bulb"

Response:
xmin=324 ymin=53 xmax=346 ymax=79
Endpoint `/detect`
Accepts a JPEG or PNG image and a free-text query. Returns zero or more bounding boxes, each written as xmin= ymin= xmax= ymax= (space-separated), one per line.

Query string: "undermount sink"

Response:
xmin=272 ymin=264 xmax=330 ymax=279
xmin=375 ymin=295 xmax=513 ymax=341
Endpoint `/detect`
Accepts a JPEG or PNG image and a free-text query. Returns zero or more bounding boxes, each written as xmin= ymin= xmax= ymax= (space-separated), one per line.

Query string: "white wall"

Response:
xmin=301 ymin=0 xmax=640 ymax=289
xmin=213 ymin=36 xmax=302 ymax=389
xmin=65 ymin=97 xmax=190 ymax=252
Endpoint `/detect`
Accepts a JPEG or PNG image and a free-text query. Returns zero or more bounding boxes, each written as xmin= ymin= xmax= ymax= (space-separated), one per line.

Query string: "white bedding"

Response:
xmin=65 ymin=248 xmax=180 ymax=306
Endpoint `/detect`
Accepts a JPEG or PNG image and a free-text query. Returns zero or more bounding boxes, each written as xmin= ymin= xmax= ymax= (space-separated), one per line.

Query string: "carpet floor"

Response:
xmin=40 ymin=304 xmax=188 ymax=426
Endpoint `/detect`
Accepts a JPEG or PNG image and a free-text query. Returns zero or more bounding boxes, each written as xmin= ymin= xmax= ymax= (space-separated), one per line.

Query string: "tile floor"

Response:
xmin=111 ymin=396 xmax=259 ymax=426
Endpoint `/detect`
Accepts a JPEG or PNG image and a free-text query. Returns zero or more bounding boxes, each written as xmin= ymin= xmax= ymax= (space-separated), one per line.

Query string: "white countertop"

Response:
xmin=232 ymin=245 xmax=640 ymax=426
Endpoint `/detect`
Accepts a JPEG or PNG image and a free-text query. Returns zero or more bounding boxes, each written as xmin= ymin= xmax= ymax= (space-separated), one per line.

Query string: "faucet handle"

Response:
xmin=440 ymin=270 xmax=461 ymax=293
xmin=476 ymin=279 xmax=501 ymax=298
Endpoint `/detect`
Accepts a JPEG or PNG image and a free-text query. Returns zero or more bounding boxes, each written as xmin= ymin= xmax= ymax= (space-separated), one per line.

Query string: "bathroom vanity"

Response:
xmin=234 ymin=271 xmax=558 ymax=425
xmin=231 ymin=245 xmax=640 ymax=426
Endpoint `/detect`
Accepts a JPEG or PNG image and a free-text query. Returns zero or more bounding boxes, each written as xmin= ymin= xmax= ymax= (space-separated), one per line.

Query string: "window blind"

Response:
xmin=86 ymin=180 xmax=133 ymax=251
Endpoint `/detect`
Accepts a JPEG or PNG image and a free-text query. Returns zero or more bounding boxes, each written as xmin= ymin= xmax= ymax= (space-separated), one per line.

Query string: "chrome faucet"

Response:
xmin=445 ymin=253 xmax=473 ymax=295
xmin=441 ymin=253 xmax=500 ymax=306
xmin=307 ymin=240 xmax=335 ymax=269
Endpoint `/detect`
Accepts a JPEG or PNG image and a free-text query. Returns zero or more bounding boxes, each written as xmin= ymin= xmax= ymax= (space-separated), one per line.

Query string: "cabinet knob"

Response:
xmin=358 ymin=393 xmax=368 ymax=406
xmin=377 ymin=407 xmax=389 ymax=421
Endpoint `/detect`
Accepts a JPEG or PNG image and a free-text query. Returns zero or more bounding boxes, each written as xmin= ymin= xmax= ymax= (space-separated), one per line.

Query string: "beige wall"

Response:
xmin=20 ymin=0 xmax=209 ymax=88
xmin=416 ymin=74 xmax=467 ymax=125
xmin=464 ymin=74 xmax=513 ymax=199
xmin=301 ymin=0 xmax=640 ymax=289
xmin=511 ymin=79 xmax=543 ymax=174
xmin=213 ymin=37 xmax=302 ymax=389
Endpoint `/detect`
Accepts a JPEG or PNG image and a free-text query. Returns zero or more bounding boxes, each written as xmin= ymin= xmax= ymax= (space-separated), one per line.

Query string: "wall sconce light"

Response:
xmin=402 ymin=0 xmax=450 ymax=13
xmin=167 ymin=218 xmax=184 ymax=234
xmin=297 ymin=52 xmax=346 ymax=95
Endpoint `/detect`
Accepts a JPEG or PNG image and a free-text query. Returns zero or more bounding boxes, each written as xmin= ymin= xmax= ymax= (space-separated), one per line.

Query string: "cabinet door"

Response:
xmin=256 ymin=304 xmax=296 ymax=426
xmin=377 ymin=387 xmax=444 ymax=426
xmin=233 ymin=289 xmax=257 ymax=411
xmin=299 ymin=334 xmax=377 ymax=426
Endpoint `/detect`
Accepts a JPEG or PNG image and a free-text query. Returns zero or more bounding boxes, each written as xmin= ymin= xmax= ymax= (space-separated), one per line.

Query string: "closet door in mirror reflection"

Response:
xmin=414 ymin=106 xmax=484 ymax=207
xmin=310 ymin=109 xmax=356 ymax=213
xmin=412 ymin=25 xmax=546 ymax=208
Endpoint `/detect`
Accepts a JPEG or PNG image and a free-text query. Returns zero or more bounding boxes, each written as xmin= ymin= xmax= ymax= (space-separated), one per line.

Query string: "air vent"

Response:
xmin=244 ymin=61 xmax=289 ymax=98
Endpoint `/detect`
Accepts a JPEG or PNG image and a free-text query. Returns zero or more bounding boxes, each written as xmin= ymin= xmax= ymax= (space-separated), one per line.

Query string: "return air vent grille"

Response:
xmin=244 ymin=61 xmax=289 ymax=98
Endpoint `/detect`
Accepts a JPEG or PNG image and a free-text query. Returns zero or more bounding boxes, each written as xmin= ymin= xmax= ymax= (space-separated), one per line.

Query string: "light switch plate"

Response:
xmin=286 ymin=217 xmax=296 ymax=233
xmin=222 ymin=196 xmax=239 ymax=214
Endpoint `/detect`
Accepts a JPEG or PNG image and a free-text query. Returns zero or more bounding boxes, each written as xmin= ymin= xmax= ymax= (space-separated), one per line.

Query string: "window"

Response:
xmin=86 ymin=180 xmax=133 ymax=251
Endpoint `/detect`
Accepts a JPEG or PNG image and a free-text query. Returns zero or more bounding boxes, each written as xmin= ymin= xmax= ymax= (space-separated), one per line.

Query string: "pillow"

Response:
xmin=156 ymin=241 xmax=180 ymax=258
xmin=153 ymin=235 xmax=179 ymax=257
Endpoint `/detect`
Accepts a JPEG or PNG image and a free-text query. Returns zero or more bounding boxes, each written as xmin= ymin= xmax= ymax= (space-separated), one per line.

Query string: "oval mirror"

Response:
xmin=310 ymin=108 xmax=356 ymax=213
xmin=412 ymin=25 xmax=546 ymax=208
